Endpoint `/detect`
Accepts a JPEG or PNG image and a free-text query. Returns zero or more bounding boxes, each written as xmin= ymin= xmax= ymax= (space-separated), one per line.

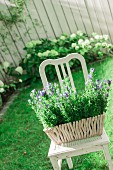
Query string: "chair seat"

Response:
xmin=48 ymin=129 xmax=109 ymax=158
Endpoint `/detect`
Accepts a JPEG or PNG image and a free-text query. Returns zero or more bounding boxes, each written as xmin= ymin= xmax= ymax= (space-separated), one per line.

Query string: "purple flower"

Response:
xmin=88 ymin=74 xmax=92 ymax=79
xmin=96 ymin=79 xmax=100 ymax=84
xmin=107 ymin=80 xmax=112 ymax=86
xmin=51 ymin=87 xmax=55 ymax=93
xmin=46 ymin=83 xmax=52 ymax=89
xmin=41 ymin=90 xmax=46 ymax=96
xmin=46 ymin=104 xmax=50 ymax=108
xmin=96 ymin=85 xmax=100 ymax=89
xmin=105 ymin=93 xmax=109 ymax=97
xmin=90 ymin=68 xmax=94 ymax=73
xmin=63 ymin=92 xmax=69 ymax=98
xmin=36 ymin=94 xmax=40 ymax=99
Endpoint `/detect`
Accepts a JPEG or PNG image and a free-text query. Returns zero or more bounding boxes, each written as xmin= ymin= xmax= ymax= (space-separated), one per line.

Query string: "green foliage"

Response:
xmin=0 ymin=0 xmax=25 ymax=24
xmin=29 ymin=69 xmax=111 ymax=128
xmin=18 ymin=31 xmax=113 ymax=83
xmin=0 ymin=61 xmax=23 ymax=101
xmin=0 ymin=80 xmax=16 ymax=94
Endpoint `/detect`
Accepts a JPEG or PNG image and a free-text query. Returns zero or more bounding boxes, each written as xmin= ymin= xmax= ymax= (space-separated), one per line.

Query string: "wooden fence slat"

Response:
xmin=50 ymin=0 xmax=70 ymax=34
xmin=85 ymin=0 xmax=101 ymax=34
xmin=42 ymin=0 xmax=62 ymax=37
xmin=32 ymin=0 xmax=48 ymax=39
xmin=66 ymin=0 xmax=86 ymax=32
xmin=24 ymin=1 xmax=40 ymax=40
xmin=59 ymin=0 xmax=78 ymax=33
xmin=93 ymin=0 xmax=109 ymax=35
xmin=84 ymin=0 xmax=101 ymax=34
xmin=0 ymin=22 xmax=19 ymax=66
xmin=108 ymin=0 xmax=113 ymax=22
xmin=34 ymin=0 xmax=55 ymax=38
xmin=99 ymin=0 xmax=113 ymax=43
xmin=76 ymin=0 xmax=93 ymax=35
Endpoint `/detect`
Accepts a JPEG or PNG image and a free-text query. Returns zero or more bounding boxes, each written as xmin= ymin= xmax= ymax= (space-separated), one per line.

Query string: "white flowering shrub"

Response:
xmin=8 ymin=31 xmax=113 ymax=84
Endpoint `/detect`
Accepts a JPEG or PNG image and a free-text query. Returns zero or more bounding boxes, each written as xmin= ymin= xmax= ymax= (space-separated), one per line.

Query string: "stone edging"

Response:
xmin=0 ymin=91 xmax=19 ymax=120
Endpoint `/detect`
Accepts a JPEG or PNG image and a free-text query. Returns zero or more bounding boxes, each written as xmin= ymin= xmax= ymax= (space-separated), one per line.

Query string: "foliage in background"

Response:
xmin=29 ymin=68 xmax=111 ymax=128
xmin=9 ymin=31 xmax=113 ymax=84
xmin=0 ymin=0 xmax=25 ymax=24
xmin=0 ymin=61 xmax=23 ymax=107
xmin=0 ymin=61 xmax=23 ymax=93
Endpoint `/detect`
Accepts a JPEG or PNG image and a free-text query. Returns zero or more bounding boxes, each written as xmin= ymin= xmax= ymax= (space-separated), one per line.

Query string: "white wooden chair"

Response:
xmin=39 ymin=53 xmax=113 ymax=170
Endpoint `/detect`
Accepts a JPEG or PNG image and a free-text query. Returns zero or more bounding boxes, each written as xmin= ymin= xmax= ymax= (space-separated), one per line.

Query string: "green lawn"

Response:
xmin=0 ymin=57 xmax=113 ymax=170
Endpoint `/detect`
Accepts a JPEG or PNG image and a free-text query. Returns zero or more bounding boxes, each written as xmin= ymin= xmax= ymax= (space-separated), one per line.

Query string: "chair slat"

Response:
xmin=60 ymin=64 xmax=67 ymax=78
xmin=55 ymin=65 xmax=63 ymax=87
xmin=66 ymin=62 xmax=76 ymax=92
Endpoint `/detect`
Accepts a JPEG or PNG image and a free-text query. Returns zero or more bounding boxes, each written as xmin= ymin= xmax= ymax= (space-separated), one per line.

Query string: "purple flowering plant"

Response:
xmin=29 ymin=69 xmax=111 ymax=128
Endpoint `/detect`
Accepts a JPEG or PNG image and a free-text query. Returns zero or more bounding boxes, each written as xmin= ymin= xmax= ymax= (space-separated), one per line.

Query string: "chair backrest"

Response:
xmin=39 ymin=53 xmax=88 ymax=92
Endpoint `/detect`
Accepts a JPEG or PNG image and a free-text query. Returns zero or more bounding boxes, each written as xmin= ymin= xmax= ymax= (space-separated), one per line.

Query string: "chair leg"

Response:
xmin=58 ymin=159 xmax=62 ymax=170
xmin=103 ymin=144 xmax=113 ymax=170
xmin=66 ymin=158 xmax=73 ymax=169
xmin=50 ymin=157 xmax=60 ymax=170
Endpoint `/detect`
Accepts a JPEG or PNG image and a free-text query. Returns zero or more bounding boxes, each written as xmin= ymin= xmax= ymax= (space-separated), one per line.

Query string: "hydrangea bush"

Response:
xmin=29 ymin=68 xmax=111 ymax=128
xmin=18 ymin=31 xmax=113 ymax=83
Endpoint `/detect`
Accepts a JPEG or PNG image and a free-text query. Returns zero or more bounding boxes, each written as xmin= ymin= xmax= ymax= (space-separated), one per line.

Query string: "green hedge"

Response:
xmin=10 ymin=31 xmax=113 ymax=83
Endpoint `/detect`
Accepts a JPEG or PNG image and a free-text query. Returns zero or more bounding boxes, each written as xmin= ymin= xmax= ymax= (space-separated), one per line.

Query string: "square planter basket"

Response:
xmin=44 ymin=114 xmax=105 ymax=145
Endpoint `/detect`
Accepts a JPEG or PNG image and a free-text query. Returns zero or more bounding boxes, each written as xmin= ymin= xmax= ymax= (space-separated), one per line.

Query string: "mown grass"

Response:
xmin=0 ymin=57 xmax=113 ymax=170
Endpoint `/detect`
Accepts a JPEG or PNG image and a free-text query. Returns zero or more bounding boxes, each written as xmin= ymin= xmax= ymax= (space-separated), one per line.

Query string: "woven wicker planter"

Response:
xmin=44 ymin=114 xmax=105 ymax=145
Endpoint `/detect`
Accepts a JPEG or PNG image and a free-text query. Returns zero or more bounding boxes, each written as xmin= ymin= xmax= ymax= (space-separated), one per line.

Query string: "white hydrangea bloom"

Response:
xmin=60 ymin=36 xmax=66 ymax=40
xmin=81 ymin=43 xmax=86 ymax=48
xmin=88 ymin=45 xmax=92 ymax=49
xmin=15 ymin=66 xmax=23 ymax=75
xmin=99 ymin=35 xmax=103 ymax=39
xmin=77 ymin=30 xmax=83 ymax=36
xmin=50 ymin=50 xmax=59 ymax=56
xmin=0 ymin=80 xmax=4 ymax=87
xmin=38 ymin=52 xmax=43 ymax=57
xmin=28 ymin=99 xmax=31 ymax=103
xmin=36 ymin=40 xmax=42 ymax=45
xmin=94 ymin=35 xmax=100 ymax=40
xmin=91 ymin=32 xmax=97 ymax=37
xmin=3 ymin=61 xmax=10 ymax=69
xmin=107 ymin=44 xmax=113 ymax=48
xmin=43 ymin=50 xmax=50 ymax=57
xmin=75 ymin=46 xmax=79 ymax=50
xmin=71 ymin=43 xmax=77 ymax=48
xmin=51 ymin=39 xmax=57 ymax=43
xmin=70 ymin=33 xmax=76 ymax=39
xmin=78 ymin=39 xmax=84 ymax=45
xmin=90 ymin=38 xmax=94 ymax=42
xmin=84 ymin=39 xmax=90 ymax=45
xmin=27 ymin=54 xmax=31 ymax=59
xmin=19 ymin=79 xmax=22 ymax=83
xmin=103 ymin=35 xmax=109 ymax=40
xmin=0 ymin=88 xmax=4 ymax=93
xmin=95 ymin=43 xmax=101 ymax=47
xmin=102 ymin=42 xmax=107 ymax=47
